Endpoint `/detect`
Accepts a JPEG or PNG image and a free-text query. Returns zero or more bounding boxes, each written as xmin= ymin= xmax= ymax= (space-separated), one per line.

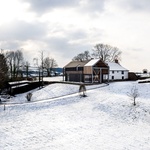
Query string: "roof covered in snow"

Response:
xmin=64 ymin=60 xmax=89 ymax=68
xmin=107 ymin=62 xmax=128 ymax=71
xmin=64 ymin=59 xmax=128 ymax=71
xmin=84 ymin=59 xmax=100 ymax=66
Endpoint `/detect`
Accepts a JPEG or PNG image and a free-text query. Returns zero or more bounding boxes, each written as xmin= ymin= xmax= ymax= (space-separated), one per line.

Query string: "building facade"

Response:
xmin=64 ymin=59 xmax=129 ymax=83
xmin=107 ymin=62 xmax=129 ymax=80
xmin=64 ymin=59 xmax=109 ymax=83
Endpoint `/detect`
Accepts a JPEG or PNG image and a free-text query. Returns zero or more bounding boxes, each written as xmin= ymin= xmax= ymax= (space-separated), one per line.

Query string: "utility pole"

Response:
xmin=33 ymin=58 xmax=41 ymax=88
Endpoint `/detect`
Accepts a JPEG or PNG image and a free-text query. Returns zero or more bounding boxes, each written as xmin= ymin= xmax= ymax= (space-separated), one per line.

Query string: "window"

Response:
xmin=122 ymin=71 xmax=124 ymax=74
xmin=112 ymin=76 xmax=114 ymax=80
xmin=84 ymin=75 xmax=92 ymax=83
xmin=112 ymin=71 xmax=114 ymax=74
xmin=122 ymin=76 xmax=124 ymax=80
xmin=76 ymin=65 xmax=81 ymax=71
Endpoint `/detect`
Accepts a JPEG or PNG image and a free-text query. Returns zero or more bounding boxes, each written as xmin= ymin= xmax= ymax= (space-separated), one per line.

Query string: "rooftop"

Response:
xmin=107 ymin=62 xmax=128 ymax=71
xmin=84 ymin=59 xmax=100 ymax=66
xmin=64 ymin=60 xmax=89 ymax=68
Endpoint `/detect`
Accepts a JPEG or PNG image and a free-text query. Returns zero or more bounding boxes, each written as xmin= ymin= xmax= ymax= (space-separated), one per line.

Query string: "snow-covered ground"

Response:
xmin=43 ymin=76 xmax=64 ymax=82
xmin=0 ymin=81 xmax=150 ymax=150
xmin=5 ymin=76 xmax=107 ymax=104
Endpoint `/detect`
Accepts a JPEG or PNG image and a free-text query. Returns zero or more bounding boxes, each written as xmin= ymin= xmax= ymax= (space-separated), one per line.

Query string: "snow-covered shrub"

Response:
xmin=26 ymin=93 xmax=32 ymax=101
xmin=79 ymin=84 xmax=86 ymax=97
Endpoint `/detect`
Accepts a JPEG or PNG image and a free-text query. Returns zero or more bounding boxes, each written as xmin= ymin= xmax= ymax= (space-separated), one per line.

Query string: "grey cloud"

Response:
xmin=22 ymin=0 xmax=106 ymax=15
xmin=46 ymin=37 xmax=79 ymax=57
xmin=68 ymin=30 xmax=87 ymax=40
xmin=45 ymin=27 xmax=104 ymax=59
xmin=117 ymin=0 xmax=150 ymax=12
xmin=0 ymin=41 xmax=22 ymax=50
xmin=23 ymin=0 xmax=79 ymax=14
xmin=46 ymin=35 xmax=91 ymax=59
xmin=84 ymin=0 xmax=105 ymax=12
xmin=130 ymin=0 xmax=150 ymax=11
xmin=0 ymin=21 xmax=47 ymax=41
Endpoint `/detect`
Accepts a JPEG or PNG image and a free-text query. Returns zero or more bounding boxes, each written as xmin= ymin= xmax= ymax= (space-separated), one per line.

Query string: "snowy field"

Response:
xmin=0 ymin=80 xmax=150 ymax=150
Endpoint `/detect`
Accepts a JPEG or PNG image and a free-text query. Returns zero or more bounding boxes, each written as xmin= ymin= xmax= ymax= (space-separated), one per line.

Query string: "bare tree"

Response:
xmin=39 ymin=51 xmax=44 ymax=82
xmin=43 ymin=57 xmax=51 ymax=76
xmin=6 ymin=50 xmax=24 ymax=80
xmin=22 ymin=61 xmax=30 ymax=78
xmin=15 ymin=50 xmax=24 ymax=78
xmin=127 ymin=86 xmax=139 ymax=106
xmin=84 ymin=51 xmax=91 ymax=60
xmin=92 ymin=44 xmax=122 ymax=62
xmin=6 ymin=51 xmax=14 ymax=79
xmin=33 ymin=51 xmax=45 ymax=87
xmin=33 ymin=57 xmax=41 ymax=87
xmin=43 ymin=57 xmax=58 ymax=76
xmin=73 ymin=50 xmax=91 ymax=61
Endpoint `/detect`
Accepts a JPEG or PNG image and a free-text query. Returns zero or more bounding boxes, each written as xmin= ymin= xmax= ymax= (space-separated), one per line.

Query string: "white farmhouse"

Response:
xmin=107 ymin=60 xmax=129 ymax=81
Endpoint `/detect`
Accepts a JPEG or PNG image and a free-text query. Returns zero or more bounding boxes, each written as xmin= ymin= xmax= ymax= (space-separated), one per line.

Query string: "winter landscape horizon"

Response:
xmin=1 ymin=0 xmax=150 ymax=148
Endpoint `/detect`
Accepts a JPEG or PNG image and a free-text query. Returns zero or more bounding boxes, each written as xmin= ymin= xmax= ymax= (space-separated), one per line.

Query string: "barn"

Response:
xmin=63 ymin=59 xmax=109 ymax=83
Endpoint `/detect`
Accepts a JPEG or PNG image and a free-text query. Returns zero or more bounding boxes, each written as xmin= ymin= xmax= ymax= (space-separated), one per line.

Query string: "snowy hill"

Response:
xmin=0 ymin=81 xmax=150 ymax=150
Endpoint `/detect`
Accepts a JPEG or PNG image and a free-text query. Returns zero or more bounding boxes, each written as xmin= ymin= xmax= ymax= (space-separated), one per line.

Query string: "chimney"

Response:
xmin=115 ymin=59 xmax=119 ymax=63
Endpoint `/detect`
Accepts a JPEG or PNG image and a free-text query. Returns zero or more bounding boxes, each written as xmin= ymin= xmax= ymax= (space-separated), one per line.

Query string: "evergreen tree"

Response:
xmin=0 ymin=53 xmax=8 ymax=90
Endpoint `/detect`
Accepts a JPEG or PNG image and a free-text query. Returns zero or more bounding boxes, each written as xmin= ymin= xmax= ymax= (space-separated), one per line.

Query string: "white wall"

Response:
xmin=109 ymin=70 xmax=128 ymax=80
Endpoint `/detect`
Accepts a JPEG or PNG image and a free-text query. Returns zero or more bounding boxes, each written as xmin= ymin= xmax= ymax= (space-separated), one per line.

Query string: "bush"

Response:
xmin=26 ymin=93 xmax=32 ymax=101
xmin=79 ymin=84 xmax=86 ymax=97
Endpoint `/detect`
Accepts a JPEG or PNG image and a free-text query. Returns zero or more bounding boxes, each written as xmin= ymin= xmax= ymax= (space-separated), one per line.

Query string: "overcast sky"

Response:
xmin=0 ymin=0 xmax=150 ymax=71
